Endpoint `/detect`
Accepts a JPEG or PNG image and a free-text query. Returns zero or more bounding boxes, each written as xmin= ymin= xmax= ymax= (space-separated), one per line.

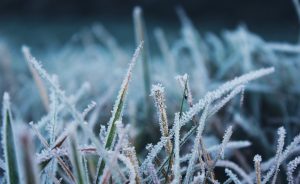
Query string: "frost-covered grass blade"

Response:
xmin=95 ymin=41 xmax=143 ymax=182
xmin=69 ymin=131 xmax=86 ymax=184
xmin=2 ymin=92 xmax=20 ymax=184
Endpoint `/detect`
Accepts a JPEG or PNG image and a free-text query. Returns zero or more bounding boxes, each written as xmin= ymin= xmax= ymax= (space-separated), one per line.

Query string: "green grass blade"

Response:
xmin=94 ymin=42 xmax=143 ymax=183
xmin=69 ymin=132 xmax=86 ymax=184
xmin=104 ymin=41 xmax=143 ymax=149
xmin=2 ymin=92 xmax=20 ymax=184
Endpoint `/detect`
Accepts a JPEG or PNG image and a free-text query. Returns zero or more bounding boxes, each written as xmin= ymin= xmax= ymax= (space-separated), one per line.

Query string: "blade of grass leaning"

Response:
xmin=25 ymin=53 xmax=50 ymax=112
xmin=69 ymin=130 xmax=86 ymax=184
xmin=2 ymin=92 xmax=20 ymax=184
xmin=95 ymin=41 xmax=143 ymax=183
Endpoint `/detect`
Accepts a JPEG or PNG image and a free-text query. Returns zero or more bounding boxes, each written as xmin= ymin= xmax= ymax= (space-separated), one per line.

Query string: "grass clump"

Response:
xmin=1 ymin=5 xmax=300 ymax=184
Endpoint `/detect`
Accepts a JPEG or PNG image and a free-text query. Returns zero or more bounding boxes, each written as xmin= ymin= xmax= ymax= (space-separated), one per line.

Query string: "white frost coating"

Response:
xmin=115 ymin=121 xmax=129 ymax=152
xmin=37 ymin=82 xmax=90 ymax=129
xmin=262 ymin=127 xmax=286 ymax=184
xmin=287 ymin=156 xmax=300 ymax=184
xmin=249 ymin=133 xmax=300 ymax=181
xmin=184 ymin=105 xmax=209 ymax=184
xmin=143 ymin=67 xmax=274 ymax=181
xmin=2 ymin=92 xmax=16 ymax=184
xmin=36 ymin=148 xmax=67 ymax=164
xmin=99 ymin=125 xmax=107 ymax=143
xmin=180 ymin=141 xmax=251 ymax=164
xmin=0 ymin=159 xmax=5 ymax=170
xmin=25 ymin=50 xmax=50 ymax=111
xmin=47 ymin=89 xmax=58 ymax=151
xmin=178 ymin=153 xmax=192 ymax=163
xmin=145 ymin=67 xmax=273 ymax=183
xmin=98 ymin=121 xmax=129 ymax=184
xmin=216 ymin=160 xmax=252 ymax=184
xmin=279 ymin=133 xmax=300 ymax=165
xmin=22 ymin=46 xmax=57 ymax=91
xmin=117 ymin=154 xmax=136 ymax=184
xmin=175 ymin=74 xmax=188 ymax=88
xmin=22 ymin=45 xmax=130 ymax=177
xmin=207 ymin=141 xmax=251 ymax=153
xmin=146 ymin=143 xmax=153 ymax=151
xmin=225 ymin=168 xmax=242 ymax=184
xmin=219 ymin=126 xmax=233 ymax=159
xmin=208 ymin=85 xmax=245 ymax=117
xmin=175 ymin=74 xmax=193 ymax=106
xmin=191 ymin=172 xmax=204 ymax=184
xmin=179 ymin=67 xmax=274 ymax=129
xmin=151 ymin=83 xmax=172 ymax=154
xmin=254 ymin=154 xmax=262 ymax=184
xmin=172 ymin=113 xmax=181 ymax=184
xmin=123 ymin=147 xmax=142 ymax=184
xmin=147 ymin=162 xmax=160 ymax=184
xmin=89 ymin=85 xmax=116 ymax=128
xmin=105 ymin=41 xmax=143 ymax=145
xmin=2 ymin=92 xmax=10 ymax=112
xmin=254 ymin=155 xmax=262 ymax=163
xmin=82 ymin=100 xmax=97 ymax=118
xmin=140 ymin=137 xmax=167 ymax=174
xmin=22 ymin=46 xmax=85 ymax=124
xmin=150 ymin=83 xmax=168 ymax=136
xmin=150 ymin=83 xmax=165 ymax=95
xmin=30 ymin=122 xmax=50 ymax=148
xmin=239 ymin=86 xmax=245 ymax=107
xmin=271 ymin=127 xmax=286 ymax=184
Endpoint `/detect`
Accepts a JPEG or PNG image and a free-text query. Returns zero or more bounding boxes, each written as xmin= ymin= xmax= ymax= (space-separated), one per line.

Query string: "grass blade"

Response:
xmin=25 ymin=52 xmax=49 ymax=112
xmin=69 ymin=130 xmax=86 ymax=184
xmin=2 ymin=92 xmax=20 ymax=184
xmin=104 ymin=41 xmax=143 ymax=150
xmin=95 ymin=41 xmax=143 ymax=183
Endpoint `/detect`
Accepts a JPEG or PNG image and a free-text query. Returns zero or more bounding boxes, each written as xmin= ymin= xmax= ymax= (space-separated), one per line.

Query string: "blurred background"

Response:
xmin=0 ymin=0 xmax=298 ymax=48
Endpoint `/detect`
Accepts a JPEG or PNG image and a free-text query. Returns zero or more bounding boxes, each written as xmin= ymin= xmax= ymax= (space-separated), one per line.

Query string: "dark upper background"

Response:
xmin=0 ymin=0 xmax=297 ymax=23
xmin=0 ymin=0 xmax=299 ymax=48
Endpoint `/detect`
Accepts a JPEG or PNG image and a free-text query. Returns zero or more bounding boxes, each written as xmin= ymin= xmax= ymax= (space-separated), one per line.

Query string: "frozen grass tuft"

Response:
xmin=1 ymin=5 xmax=300 ymax=184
